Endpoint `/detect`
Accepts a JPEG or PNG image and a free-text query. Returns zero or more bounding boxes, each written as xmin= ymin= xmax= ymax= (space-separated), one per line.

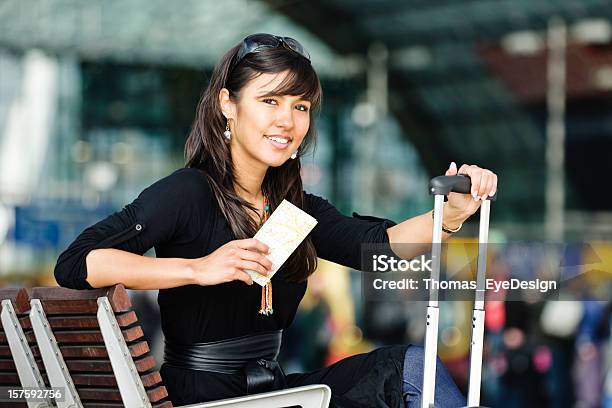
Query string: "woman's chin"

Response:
xmin=267 ymin=158 xmax=291 ymax=168
xmin=260 ymin=153 xmax=292 ymax=168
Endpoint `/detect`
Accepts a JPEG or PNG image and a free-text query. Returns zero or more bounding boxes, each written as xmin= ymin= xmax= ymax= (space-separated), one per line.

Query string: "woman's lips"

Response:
xmin=264 ymin=135 xmax=291 ymax=150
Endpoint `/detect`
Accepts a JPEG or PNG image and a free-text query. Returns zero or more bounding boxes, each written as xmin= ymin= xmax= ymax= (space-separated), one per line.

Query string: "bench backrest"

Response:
xmin=0 ymin=285 xmax=332 ymax=408
xmin=24 ymin=285 xmax=172 ymax=408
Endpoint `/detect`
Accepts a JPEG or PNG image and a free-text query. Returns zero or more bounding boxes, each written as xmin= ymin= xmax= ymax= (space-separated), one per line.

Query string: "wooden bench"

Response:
xmin=0 ymin=285 xmax=331 ymax=408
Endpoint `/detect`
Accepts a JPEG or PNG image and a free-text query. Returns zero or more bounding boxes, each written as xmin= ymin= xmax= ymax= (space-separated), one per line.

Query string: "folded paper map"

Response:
xmin=246 ymin=199 xmax=318 ymax=286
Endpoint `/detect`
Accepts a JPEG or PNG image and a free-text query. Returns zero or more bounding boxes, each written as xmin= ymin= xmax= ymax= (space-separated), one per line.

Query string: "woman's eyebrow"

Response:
xmin=256 ymin=91 xmax=309 ymax=102
xmin=256 ymin=90 xmax=279 ymax=97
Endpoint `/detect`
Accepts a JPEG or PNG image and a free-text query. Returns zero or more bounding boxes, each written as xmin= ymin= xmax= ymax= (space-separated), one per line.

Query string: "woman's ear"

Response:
xmin=218 ymin=88 xmax=236 ymax=120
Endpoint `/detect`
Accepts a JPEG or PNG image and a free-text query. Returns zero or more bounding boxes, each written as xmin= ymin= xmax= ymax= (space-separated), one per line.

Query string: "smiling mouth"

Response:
xmin=264 ymin=135 xmax=291 ymax=145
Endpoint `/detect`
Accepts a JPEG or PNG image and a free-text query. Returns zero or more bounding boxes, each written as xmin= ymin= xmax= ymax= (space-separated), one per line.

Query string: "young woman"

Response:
xmin=55 ymin=33 xmax=497 ymax=407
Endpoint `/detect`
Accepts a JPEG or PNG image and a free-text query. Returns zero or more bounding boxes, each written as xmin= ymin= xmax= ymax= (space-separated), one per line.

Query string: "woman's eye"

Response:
xmin=296 ymin=104 xmax=310 ymax=112
xmin=262 ymin=98 xmax=277 ymax=105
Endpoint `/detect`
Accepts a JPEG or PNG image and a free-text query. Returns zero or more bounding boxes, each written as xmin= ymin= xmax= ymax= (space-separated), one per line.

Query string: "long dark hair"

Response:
xmin=184 ymin=39 xmax=322 ymax=283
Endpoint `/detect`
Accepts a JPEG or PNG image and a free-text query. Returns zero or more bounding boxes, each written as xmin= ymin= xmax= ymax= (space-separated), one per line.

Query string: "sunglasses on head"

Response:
xmin=234 ymin=33 xmax=311 ymax=67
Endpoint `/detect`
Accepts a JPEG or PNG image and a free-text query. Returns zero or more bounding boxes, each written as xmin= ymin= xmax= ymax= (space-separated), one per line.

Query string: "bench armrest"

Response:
xmin=178 ymin=384 xmax=331 ymax=408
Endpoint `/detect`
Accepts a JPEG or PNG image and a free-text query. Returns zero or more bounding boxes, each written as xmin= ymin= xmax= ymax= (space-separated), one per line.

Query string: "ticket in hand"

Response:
xmin=246 ymin=199 xmax=318 ymax=286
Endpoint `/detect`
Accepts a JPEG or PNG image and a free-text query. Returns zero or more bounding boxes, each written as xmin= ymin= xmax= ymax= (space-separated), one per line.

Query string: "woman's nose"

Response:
xmin=275 ymin=105 xmax=294 ymax=128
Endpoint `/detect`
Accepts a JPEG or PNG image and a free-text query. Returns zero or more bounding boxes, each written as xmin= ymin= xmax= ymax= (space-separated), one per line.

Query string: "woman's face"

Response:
xmin=220 ymin=70 xmax=312 ymax=168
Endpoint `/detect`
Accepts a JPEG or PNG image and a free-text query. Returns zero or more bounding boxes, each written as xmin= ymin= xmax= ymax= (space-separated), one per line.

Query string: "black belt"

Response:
xmin=163 ymin=330 xmax=286 ymax=394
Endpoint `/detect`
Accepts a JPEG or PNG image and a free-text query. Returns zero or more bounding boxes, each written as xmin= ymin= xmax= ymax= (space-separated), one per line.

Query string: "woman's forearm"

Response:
xmin=85 ymin=248 xmax=195 ymax=290
xmin=386 ymin=203 xmax=465 ymax=260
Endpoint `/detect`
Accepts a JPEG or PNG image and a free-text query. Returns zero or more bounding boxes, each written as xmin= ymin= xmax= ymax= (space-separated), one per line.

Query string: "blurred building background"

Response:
xmin=0 ymin=1 xmax=610 ymax=407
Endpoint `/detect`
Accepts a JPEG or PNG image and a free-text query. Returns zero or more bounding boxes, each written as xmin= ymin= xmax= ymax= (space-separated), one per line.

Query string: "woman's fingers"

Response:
xmin=445 ymin=161 xmax=457 ymax=176
xmin=477 ymin=170 xmax=497 ymax=199
xmin=467 ymin=166 xmax=484 ymax=199
xmin=232 ymin=269 xmax=254 ymax=285
xmin=210 ymin=239 xmax=272 ymax=287
xmin=235 ymin=260 xmax=269 ymax=277
xmin=457 ymin=164 xmax=471 ymax=174
xmin=457 ymin=163 xmax=474 ymax=193
xmin=482 ymin=171 xmax=496 ymax=200
xmin=490 ymin=172 xmax=498 ymax=196
xmin=238 ymin=249 xmax=273 ymax=271
xmin=478 ymin=171 xmax=490 ymax=199
xmin=234 ymin=238 xmax=269 ymax=254
xmin=456 ymin=164 xmax=498 ymax=200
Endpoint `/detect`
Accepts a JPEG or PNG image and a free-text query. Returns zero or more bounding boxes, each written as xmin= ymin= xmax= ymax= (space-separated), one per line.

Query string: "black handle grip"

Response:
xmin=429 ymin=174 xmax=497 ymax=200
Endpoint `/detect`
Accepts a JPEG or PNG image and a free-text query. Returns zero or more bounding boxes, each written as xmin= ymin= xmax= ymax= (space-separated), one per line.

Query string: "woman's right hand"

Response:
xmin=187 ymin=238 xmax=272 ymax=286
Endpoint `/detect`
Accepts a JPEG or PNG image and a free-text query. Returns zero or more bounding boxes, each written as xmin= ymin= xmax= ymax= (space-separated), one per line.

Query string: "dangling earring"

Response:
xmin=290 ymin=151 xmax=298 ymax=159
xmin=224 ymin=120 xmax=231 ymax=140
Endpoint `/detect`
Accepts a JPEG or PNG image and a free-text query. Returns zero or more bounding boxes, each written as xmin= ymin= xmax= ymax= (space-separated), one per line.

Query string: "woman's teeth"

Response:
xmin=266 ymin=136 xmax=289 ymax=144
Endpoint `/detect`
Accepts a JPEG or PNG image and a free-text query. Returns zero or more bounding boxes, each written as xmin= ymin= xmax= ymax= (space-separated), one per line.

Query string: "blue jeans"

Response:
xmin=403 ymin=345 xmax=467 ymax=408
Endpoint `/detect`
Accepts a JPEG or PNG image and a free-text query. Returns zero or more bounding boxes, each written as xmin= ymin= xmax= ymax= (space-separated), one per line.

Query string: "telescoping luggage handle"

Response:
xmin=429 ymin=174 xmax=498 ymax=199
xmin=422 ymin=174 xmax=495 ymax=408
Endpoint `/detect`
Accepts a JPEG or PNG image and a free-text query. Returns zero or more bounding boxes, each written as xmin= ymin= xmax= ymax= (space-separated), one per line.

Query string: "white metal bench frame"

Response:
xmin=0 ymin=299 xmax=54 ymax=408
xmin=29 ymin=298 xmax=82 ymax=408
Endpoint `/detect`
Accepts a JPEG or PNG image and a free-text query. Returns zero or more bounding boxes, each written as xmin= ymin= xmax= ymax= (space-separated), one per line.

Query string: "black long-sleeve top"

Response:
xmin=54 ymin=167 xmax=397 ymax=345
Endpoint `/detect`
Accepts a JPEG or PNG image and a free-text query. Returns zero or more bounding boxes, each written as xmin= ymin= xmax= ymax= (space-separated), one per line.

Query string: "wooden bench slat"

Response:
xmin=66 ymin=371 xmax=163 ymax=388
xmin=122 ymin=325 xmax=145 ymax=342
xmin=115 ymin=311 xmax=139 ymax=327
xmin=0 ymin=288 xmax=24 ymax=304
xmin=17 ymin=316 xmax=32 ymax=329
xmin=0 ymin=359 xmax=15 ymax=371
xmin=0 ymin=358 xmax=46 ymax=373
xmin=0 ymin=356 xmax=45 ymax=378
xmin=44 ymin=340 xmax=150 ymax=359
xmin=44 ymin=316 xmax=100 ymax=329
xmin=75 ymin=373 xmax=119 ymax=387
xmin=0 ymin=331 xmax=36 ymax=344
xmin=31 ymin=299 xmax=99 ymax=315
xmin=0 ymin=289 xmax=30 ymax=314
xmin=66 ymin=355 xmax=156 ymax=373
xmin=51 ymin=345 xmax=108 ymax=359
xmin=77 ymin=387 xmax=122 ymax=401
xmin=0 ymin=372 xmax=20 ymax=385
xmin=126 ymin=340 xmax=150 ymax=358
xmin=33 ymin=359 xmax=45 ymax=372
xmin=141 ymin=371 xmax=163 ymax=388
xmin=18 ymin=311 xmax=139 ymax=330
xmin=0 ymin=402 xmax=28 ymax=408
xmin=53 ymin=331 xmax=104 ymax=343
xmin=26 ymin=340 xmax=149 ymax=359
xmin=20 ymin=326 xmax=143 ymax=344
xmin=147 ymin=385 xmax=169 ymax=403
xmin=25 ymin=286 xmax=132 ymax=313
xmin=133 ymin=355 xmax=158 ymax=373
xmin=66 ymin=359 xmax=114 ymax=373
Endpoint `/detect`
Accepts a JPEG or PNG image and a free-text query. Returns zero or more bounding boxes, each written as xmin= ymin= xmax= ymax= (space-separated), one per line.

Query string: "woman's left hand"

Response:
xmin=444 ymin=162 xmax=498 ymax=222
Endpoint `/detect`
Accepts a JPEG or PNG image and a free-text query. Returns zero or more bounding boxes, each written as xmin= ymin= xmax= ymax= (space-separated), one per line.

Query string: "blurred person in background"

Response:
xmin=573 ymin=300 xmax=610 ymax=408
xmin=496 ymin=301 xmax=549 ymax=408
xmin=53 ymin=33 xmax=497 ymax=407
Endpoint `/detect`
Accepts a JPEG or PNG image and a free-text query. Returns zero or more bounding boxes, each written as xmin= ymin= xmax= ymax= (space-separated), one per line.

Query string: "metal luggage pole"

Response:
xmin=467 ymin=199 xmax=490 ymax=407
xmin=422 ymin=175 xmax=495 ymax=408
xmin=421 ymin=193 xmax=444 ymax=408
